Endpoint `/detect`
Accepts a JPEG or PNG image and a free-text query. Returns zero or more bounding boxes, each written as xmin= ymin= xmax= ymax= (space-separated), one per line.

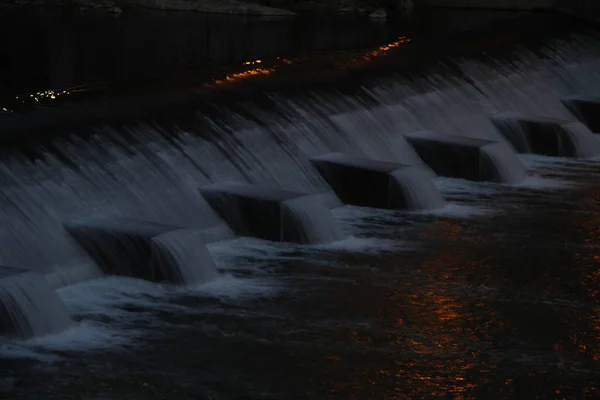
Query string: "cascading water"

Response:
xmin=65 ymin=217 xmax=221 ymax=285
xmin=199 ymin=182 xmax=345 ymax=244
xmin=563 ymin=121 xmax=600 ymax=157
xmin=390 ymin=167 xmax=446 ymax=210
xmin=491 ymin=113 xmax=600 ymax=158
xmin=561 ymin=95 xmax=600 ymax=133
xmin=0 ymin=267 xmax=73 ymax=339
xmin=151 ymin=229 xmax=221 ymax=284
xmin=280 ymin=195 xmax=346 ymax=244
xmin=479 ymin=141 xmax=529 ymax=183
xmin=310 ymin=152 xmax=444 ymax=210
xmin=1 ymin=29 xmax=600 ymax=339
xmin=356 ymin=33 xmax=600 ymax=146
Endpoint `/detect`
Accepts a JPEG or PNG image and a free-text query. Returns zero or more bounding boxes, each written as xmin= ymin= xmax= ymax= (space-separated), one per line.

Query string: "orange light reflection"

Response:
xmin=209 ymin=67 xmax=275 ymax=88
xmin=207 ymin=35 xmax=412 ymax=89
xmin=322 ymin=218 xmax=487 ymax=399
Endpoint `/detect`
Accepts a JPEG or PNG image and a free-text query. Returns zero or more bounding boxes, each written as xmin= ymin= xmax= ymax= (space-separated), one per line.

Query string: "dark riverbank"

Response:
xmin=0 ymin=7 xmax=560 ymax=148
xmin=0 ymin=0 xmax=397 ymax=15
xmin=0 ymin=6 xmax=533 ymax=100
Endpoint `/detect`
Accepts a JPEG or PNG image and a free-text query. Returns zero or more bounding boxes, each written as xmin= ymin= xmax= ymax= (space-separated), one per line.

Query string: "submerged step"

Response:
xmin=403 ymin=131 xmax=527 ymax=183
xmin=198 ymin=182 xmax=345 ymax=244
xmin=490 ymin=113 xmax=599 ymax=158
xmin=310 ymin=152 xmax=444 ymax=210
xmin=64 ymin=217 xmax=218 ymax=285
xmin=0 ymin=266 xmax=73 ymax=339
xmin=561 ymin=96 xmax=600 ymax=133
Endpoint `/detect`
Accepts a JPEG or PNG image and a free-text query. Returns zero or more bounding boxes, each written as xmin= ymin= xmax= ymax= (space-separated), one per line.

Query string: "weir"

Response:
xmin=403 ymin=131 xmax=527 ymax=183
xmin=0 ymin=266 xmax=73 ymax=339
xmin=64 ymin=217 xmax=220 ymax=285
xmin=561 ymin=96 xmax=600 ymax=133
xmin=490 ymin=113 xmax=600 ymax=158
xmin=310 ymin=153 xmax=444 ymax=210
xmin=0 ymin=12 xmax=599 ymax=339
xmin=199 ymin=182 xmax=345 ymax=244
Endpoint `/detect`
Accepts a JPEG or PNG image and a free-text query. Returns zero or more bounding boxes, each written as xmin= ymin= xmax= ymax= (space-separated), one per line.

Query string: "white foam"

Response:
xmin=435 ymin=172 xmax=578 ymax=198
xmin=0 ymin=271 xmax=286 ymax=361
xmin=332 ymin=200 xmax=480 ymax=221
xmin=434 ymin=177 xmax=502 ymax=197
xmin=332 ymin=206 xmax=415 ymax=232
xmin=0 ymin=342 xmax=60 ymax=362
xmin=210 ymin=226 xmax=411 ymax=261
xmin=421 ymin=203 xmax=496 ymax=218
xmin=0 ymin=277 xmax=176 ymax=358
xmin=191 ymin=273 xmax=281 ymax=301
xmin=519 ymin=154 xmax=598 ymax=168
xmin=0 ymin=320 xmax=140 ymax=362
xmin=209 ymin=237 xmax=296 ymax=271
xmin=58 ymin=276 xmax=172 ymax=320
xmin=334 ymin=203 xmax=412 ymax=218
xmin=312 ymin=235 xmax=407 ymax=253
xmin=61 ymin=272 xmax=282 ymax=316
xmin=23 ymin=320 xmax=138 ymax=351
xmin=513 ymin=175 xmax=577 ymax=190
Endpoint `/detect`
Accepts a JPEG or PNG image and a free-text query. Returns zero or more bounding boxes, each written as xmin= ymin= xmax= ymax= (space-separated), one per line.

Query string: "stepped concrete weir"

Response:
xmin=64 ymin=217 xmax=219 ymax=285
xmin=561 ymin=96 xmax=600 ymax=133
xmin=198 ymin=182 xmax=345 ymax=244
xmin=402 ymin=131 xmax=527 ymax=183
xmin=0 ymin=266 xmax=73 ymax=339
xmin=309 ymin=152 xmax=444 ymax=210
xmin=490 ymin=113 xmax=600 ymax=158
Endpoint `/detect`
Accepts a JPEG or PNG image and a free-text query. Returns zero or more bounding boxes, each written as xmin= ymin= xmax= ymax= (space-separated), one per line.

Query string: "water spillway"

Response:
xmin=0 ymin=11 xmax=599 ymax=339
xmin=403 ymin=131 xmax=527 ymax=183
xmin=490 ymin=113 xmax=600 ymax=158
xmin=0 ymin=266 xmax=73 ymax=339
xmin=310 ymin=152 xmax=444 ymax=210
xmin=198 ymin=182 xmax=345 ymax=244
xmin=561 ymin=95 xmax=600 ymax=133
xmin=64 ymin=217 xmax=220 ymax=285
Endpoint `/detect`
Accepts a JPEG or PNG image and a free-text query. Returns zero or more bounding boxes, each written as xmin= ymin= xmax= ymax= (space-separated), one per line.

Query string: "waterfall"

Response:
xmin=199 ymin=182 xmax=346 ymax=244
xmin=390 ymin=167 xmax=446 ymax=210
xmin=0 ymin=267 xmax=73 ymax=339
xmin=0 ymin=29 xmax=599 ymax=340
xmin=65 ymin=218 xmax=222 ymax=285
xmin=280 ymin=195 xmax=346 ymax=244
xmin=152 ymin=229 xmax=221 ymax=284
